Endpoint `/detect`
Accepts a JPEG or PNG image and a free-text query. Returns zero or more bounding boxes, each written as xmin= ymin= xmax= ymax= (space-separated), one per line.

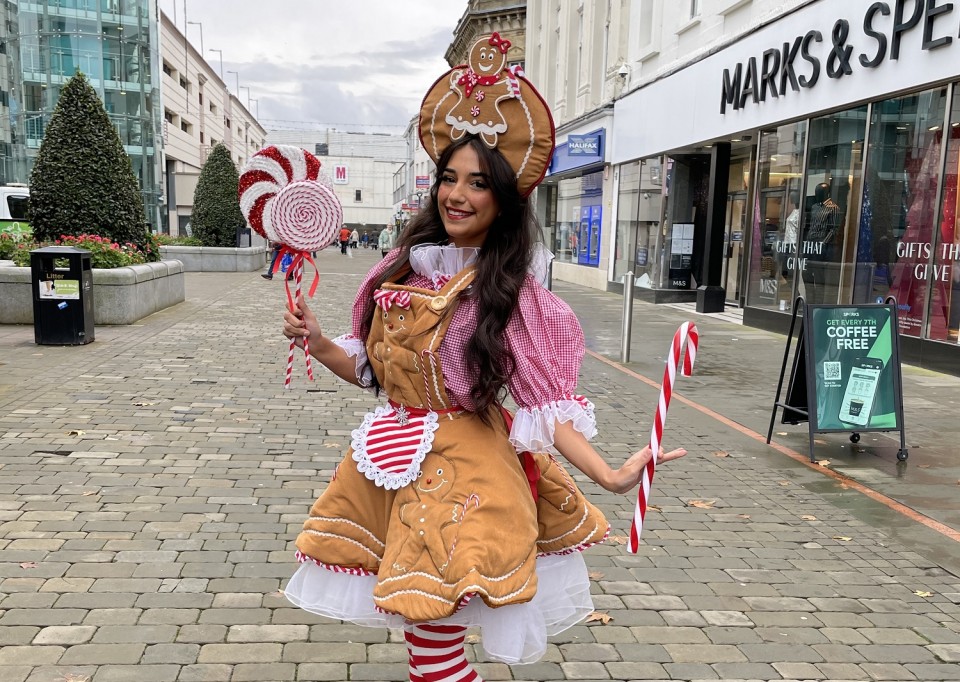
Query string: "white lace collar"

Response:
xmin=409 ymin=244 xmax=480 ymax=279
xmin=408 ymin=242 xmax=555 ymax=287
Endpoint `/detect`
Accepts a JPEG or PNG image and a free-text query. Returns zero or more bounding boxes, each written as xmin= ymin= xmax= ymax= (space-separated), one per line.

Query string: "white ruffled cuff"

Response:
xmin=508 ymin=395 xmax=597 ymax=452
xmin=332 ymin=334 xmax=374 ymax=388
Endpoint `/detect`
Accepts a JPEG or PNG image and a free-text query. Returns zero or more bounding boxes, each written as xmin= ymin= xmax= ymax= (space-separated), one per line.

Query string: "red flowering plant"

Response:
xmin=7 ymin=233 xmax=148 ymax=268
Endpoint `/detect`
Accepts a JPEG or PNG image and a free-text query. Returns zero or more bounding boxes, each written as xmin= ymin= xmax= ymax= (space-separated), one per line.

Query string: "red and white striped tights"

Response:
xmin=404 ymin=623 xmax=483 ymax=682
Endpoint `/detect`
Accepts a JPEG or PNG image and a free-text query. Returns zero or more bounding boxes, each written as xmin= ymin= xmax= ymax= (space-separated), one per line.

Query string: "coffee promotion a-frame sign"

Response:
xmin=767 ymin=297 xmax=908 ymax=462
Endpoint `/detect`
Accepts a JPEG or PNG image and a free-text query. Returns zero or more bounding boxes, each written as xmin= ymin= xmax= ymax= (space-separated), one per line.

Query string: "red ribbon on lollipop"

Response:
xmin=628 ymin=321 xmax=699 ymax=554
xmin=240 ymin=146 xmax=343 ymax=389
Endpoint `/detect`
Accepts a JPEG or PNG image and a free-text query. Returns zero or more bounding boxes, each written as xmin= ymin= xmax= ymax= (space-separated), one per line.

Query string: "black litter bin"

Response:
xmin=30 ymin=246 xmax=95 ymax=345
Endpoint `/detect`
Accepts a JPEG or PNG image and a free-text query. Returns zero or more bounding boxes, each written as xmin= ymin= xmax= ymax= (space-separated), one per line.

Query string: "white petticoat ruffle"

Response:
xmin=409 ymin=242 xmax=555 ymax=288
xmin=509 ymin=395 xmax=597 ymax=453
xmin=331 ymin=334 xmax=373 ymax=388
xmin=284 ymin=552 xmax=594 ymax=664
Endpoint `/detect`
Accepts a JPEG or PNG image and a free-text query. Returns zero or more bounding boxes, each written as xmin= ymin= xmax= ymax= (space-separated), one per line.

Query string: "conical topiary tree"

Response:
xmin=29 ymin=71 xmax=148 ymax=249
xmin=190 ymin=143 xmax=244 ymax=247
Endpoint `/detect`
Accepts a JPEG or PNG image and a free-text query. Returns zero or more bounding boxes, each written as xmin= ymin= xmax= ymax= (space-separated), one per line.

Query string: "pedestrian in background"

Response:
xmin=339 ymin=225 xmax=350 ymax=255
xmin=361 ymin=231 xmax=370 ymax=249
xmin=377 ymin=224 xmax=395 ymax=258
xmin=350 ymin=228 xmax=359 ymax=250
xmin=280 ymin=32 xmax=686 ymax=681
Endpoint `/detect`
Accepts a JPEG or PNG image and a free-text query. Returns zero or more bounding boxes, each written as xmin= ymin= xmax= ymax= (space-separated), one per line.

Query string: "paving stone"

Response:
xmin=143 ymin=643 xmax=201 ymax=664
xmin=295 ymin=663 xmax=350 ymax=681
xmin=176 ymin=664 xmax=233 ymax=681
xmin=92 ymin=664 xmax=180 ymax=681
xmin=226 ymin=624 xmax=308 ymax=642
xmin=197 ymin=643 xmax=282 ymax=664
xmin=32 ymin=626 xmax=97 ymax=645
xmin=928 ymin=643 xmax=960 ymax=662
xmin=0 ymin=645 xmax=65 ymax=665
xmin=59 ymin=643 xmax=145 ymax=665
xmin=227 ymin=663 xmax=296 ymax=681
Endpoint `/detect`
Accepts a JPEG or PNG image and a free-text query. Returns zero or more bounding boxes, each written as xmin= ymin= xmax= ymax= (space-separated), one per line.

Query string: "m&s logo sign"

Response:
xmin=334 ymin=165 xmax=349 ymax=184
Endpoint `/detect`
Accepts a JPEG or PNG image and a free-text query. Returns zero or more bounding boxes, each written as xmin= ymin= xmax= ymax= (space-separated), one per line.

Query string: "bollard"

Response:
xmin=621 ymin=271 xmax=634 ymax=363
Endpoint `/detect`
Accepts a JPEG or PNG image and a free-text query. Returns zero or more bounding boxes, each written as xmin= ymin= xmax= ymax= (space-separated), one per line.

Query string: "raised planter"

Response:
xmin=0 ymin=261 xmax=185 ymax=325
xmin=159 ymin=245 xmax=266 ymax=272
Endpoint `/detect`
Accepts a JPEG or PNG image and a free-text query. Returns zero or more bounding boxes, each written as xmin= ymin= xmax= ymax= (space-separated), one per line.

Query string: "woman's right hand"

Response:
xmin=283 ymin=296 xmax=322 ymax=350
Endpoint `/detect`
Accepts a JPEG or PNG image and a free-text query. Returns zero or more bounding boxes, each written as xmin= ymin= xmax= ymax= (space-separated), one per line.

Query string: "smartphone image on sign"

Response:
xmin=838 ymin=357 xmax=884 ymax=427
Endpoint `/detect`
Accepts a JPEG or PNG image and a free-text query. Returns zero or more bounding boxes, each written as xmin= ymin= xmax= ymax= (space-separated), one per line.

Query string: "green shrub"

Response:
xmin=0 ymin=233 xmax=19 ymax=260
xmin=155 ymin=234 xmax=203 ymax=246
xmin=191 ymin=143 xmax=244 ymax=247
xmin=28 ymin=72 xmax=149 ymax=251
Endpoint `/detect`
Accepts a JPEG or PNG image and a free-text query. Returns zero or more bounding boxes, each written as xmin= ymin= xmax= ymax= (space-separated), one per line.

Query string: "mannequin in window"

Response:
xmin=802 ymin=183 xmax=841 ymax=304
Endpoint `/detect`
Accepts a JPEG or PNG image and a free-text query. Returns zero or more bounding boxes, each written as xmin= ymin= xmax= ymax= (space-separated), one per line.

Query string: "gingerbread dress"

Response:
xmin=285 ymin=245 xmax=609 ymax=664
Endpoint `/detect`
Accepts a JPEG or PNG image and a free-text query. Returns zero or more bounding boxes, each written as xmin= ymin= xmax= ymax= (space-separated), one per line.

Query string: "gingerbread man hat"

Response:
xmin=420 ymin=32 xmax=555 ymax=197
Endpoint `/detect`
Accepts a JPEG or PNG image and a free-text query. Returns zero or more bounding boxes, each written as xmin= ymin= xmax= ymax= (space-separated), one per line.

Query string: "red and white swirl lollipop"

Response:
xmin=240 ymin=145 xmax=343 ymax=388
xmin=239 ymin=145 xmax=322 ymax=240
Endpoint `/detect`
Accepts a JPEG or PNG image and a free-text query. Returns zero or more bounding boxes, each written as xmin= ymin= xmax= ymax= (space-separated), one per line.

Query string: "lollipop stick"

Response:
xmin=297 ymin=262 xmax=314 ymax=381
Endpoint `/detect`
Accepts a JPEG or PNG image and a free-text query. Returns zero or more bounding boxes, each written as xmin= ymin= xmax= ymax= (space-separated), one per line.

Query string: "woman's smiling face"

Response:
xmin=437 ymin=145 xmax=499 ymax=248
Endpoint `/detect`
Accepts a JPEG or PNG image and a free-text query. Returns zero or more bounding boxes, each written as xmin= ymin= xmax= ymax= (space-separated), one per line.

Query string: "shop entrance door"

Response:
xmin=722 ymin=192 xmax=747 ymax=305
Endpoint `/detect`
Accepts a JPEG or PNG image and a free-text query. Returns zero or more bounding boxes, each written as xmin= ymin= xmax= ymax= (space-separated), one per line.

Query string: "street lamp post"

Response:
xmin=208 ymin=48 xmax=223 ymax=79
xmin=239 ymin=85 xmax=251 ymax=109
xmin=248 ymin=98 xmax=259 ymax=119
xmin=225 ymin=70 xmax=240 ymax=97
xmin=416 ymin=190 xmax=424 ymax=209
xmin=186 ymin=20 xmax=203 ymax=56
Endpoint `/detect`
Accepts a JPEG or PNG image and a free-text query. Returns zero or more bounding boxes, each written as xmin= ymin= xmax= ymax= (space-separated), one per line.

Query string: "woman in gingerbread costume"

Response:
xmin=282 ymin=36 xmax=686 ymax=681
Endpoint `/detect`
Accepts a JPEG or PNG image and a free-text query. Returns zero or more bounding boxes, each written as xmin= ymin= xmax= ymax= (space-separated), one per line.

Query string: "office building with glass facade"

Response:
xmin=611 ymin=0 xmax=960 ymax=373
xmin=0 ymin=0 xmax=163 ymax=228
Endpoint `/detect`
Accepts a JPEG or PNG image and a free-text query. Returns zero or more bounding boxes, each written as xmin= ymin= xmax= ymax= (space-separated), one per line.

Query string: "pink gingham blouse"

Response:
xmin=332 ymin=245 xmax=596 ymax=452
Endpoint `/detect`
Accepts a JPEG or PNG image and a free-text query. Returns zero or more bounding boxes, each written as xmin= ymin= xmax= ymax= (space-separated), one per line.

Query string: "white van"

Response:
xmin=0 ymin=184 xmax=30 ymax=237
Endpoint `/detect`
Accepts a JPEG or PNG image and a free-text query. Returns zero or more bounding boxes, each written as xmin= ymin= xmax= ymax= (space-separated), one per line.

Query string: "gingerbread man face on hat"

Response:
xmin=468 ymin=34 xmax=508 ymax=78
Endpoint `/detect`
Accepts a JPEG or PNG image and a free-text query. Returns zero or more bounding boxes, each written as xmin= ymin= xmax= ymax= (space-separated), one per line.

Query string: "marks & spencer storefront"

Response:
xmin=612 ymin=0 xmax=960 ymax=373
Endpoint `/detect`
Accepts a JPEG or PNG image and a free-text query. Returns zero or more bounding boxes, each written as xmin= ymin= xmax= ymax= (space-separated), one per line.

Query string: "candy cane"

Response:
xmin=627 ymin=321 xmax=699 ymax=554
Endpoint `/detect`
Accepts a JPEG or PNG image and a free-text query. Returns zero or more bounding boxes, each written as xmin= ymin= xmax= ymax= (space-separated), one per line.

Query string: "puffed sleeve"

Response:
xmin=330 ymin=251 xmax=400 ymax=387
xmin=504 ymin=277 xmax=597 ymax=452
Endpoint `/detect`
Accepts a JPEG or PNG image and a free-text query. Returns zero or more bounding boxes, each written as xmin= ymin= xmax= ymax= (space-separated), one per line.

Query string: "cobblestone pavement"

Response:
xmin=1 ymin=247 xmax=959 ymax=682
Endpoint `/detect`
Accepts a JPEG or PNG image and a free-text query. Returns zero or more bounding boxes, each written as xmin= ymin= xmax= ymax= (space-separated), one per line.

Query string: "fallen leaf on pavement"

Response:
xmin=585 ymin=611 xmax=613 ymax=624
xmin=61 ymin=675 xmax=92 ymax=682
xmin=832 ymin=536 xmax=853 ymax=542
xmin=914 ymin=590 xmax=933 ymax=597
xmin=20 ymin=561 xmax=37 ymax=569
xmin=687 ymin=500 xmax=716 ymax=509
xmin=323 ymin=443 xmax=341 ymax=449
xmin=606 ymin=535 xmax=628 ymax=546
xmin=817 ymin=459 xmax=831 ymax=467
xmin=713 ymin=451 xmax=730 ymax=458
xmin=588 ymin=571 xmax=605 ymax=580
xmin=67 ymin=430 xmax=85 ymax=436
xmin=648 ymin=504 xmax=661 ymax=512
xmin=801 ymin=515 xmax=817 ymax=521
xmin=133 ymin=401 xmax=155 ymax=407
xmin=738 ymin=514 xmax=751 ymax=519
xmin=465 ymin=634 xmax=481 ymax=644
xmin=81 ymin=491 xmax=98 ymax=496
xmin=778 ymin=481 xmax=790 ymax=486
xmin=776 ymin=432 xmax=788 ymax=436
xmin=917 ymin=464 xmax=930 ymax=469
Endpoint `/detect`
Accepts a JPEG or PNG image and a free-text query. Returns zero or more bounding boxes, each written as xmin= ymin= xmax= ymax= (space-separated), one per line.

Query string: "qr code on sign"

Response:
xmin=823 ymin=362 xmax=841 ymax=380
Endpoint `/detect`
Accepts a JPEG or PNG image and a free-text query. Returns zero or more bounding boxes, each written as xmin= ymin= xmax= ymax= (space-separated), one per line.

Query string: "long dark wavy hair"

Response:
xmin=359 ymin=135 xmax=541 ymax=423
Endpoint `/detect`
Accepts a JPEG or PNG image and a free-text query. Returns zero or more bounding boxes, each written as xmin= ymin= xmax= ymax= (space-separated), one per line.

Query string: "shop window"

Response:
xmin=614 ymin=159 xmax=662 ymax=288
xmin=746 ymin=122 xmax=807 ymax=311
xmin=928 ymin=89 xmax=960 ymax=343
xmin=797 ymin=106 xmax=868 ymax=306
xmin=355 ymin=189 xmax=362 ymax=203
xmin=856 ymin=88 xmax=948 ymax=337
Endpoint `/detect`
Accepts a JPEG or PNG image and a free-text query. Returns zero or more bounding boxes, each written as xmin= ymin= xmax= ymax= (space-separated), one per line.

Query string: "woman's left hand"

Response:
xmin=605 ymin=445 xmax=687 ymax=494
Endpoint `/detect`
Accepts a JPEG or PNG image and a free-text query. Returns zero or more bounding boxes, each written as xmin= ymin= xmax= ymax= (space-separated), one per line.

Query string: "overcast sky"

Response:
xmin=157 ymin=0 xmax=467 ymax=133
